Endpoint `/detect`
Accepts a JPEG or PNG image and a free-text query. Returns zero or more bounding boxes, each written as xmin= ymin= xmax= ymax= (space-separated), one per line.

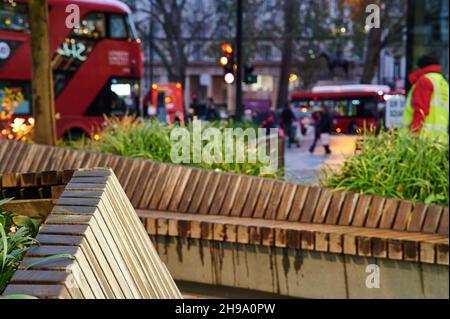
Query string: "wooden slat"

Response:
xmin=197 ymin=172 xmax=221 ymax=215
xmin=3 ymin=284 xmax=71 ymax=299
xmin=124 ymin=160 xmax=147 ymax=203
xmin=219 ymin=175 xmax=242 ymax=216
xmin=20 ymin=172 xmax=41 ymax=187
xmin=287 ymin=185 xmax=309 ymax=222
xmin=0 ymin=141 xmax=14 ymax=173
xmin=208 ymin=174 xmax=231 ymax=215
xmin=364 ymin=196 xmax=386 ymax=228
xmin=312 ymin=188 xmax=332 ymax=224
xmin=137 ymin=162 xmax=161 ymax=209
xmin=168 ymin=167 xmax=193 ymax=212
xmin=300 ymin=186 xmax=321 ymax=223
xmin=338 ymin=192 xmax=360 ymax=226
xmin=351 ymin=195 xmax=372 ymax=227
xmin=437 ymin=207 xmax=449 ymax=235
xmin=1 ymin=172 xmax=18 ymax=187
xmin=13 ymin=143 xmax=36 ymax=173
xmin=379 ymin=198 xmax=400 ymax=229
xmin=264 ymin=180 xmax=285 ymax=220
xmin=275 ymin=183 xmax=297 ymax=221
xmin=188 ymin=170 xmax=212 ymax=213
xmin=178 ymin=169 xmax=201 ymax=212
xmin=0 ymin=140 xmax=10 ymax=170
xmin=229 ymin=175 xmax=252 ymax=217
xmin=392 ymin=200 xmax=413 ymax=231
xmin=137 ymin=162 xmax=163 ymax=209
xmin=3 ymin=142 xmax=25 ymax=173
xmin=241 ymin=178 xmax=264 ymax=218
xmin=324 ymin=190 xmax=346 ymax=225
xmin=158 ymin=166 xmax=184 ymax=211
xmin=253 ymin=179 xmax=275 ymax=219
xmin=422 ymin=205 xmax=443 ymax=233
xmin=130 ymin=162 xmax=155 ymax=208
xmin=149 ymin=164 xmax=174 ymax=210
xmin=408 ymin=202 xmax=427 ymax=232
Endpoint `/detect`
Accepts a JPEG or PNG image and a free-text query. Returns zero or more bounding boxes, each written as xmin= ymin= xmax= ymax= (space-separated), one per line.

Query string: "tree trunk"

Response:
xmin=276 ymin=0 xmax=299 ymax=110
xmin=29 ymin=0 xmax=56 ymax=145
xmin=360 ymin=26 xmax=383 ymax=84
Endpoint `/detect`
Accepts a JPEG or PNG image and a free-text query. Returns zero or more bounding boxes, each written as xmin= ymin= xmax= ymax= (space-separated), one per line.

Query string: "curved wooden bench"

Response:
xmin=1 ymin=168 xmax=181 ymax=299
xmin=1 ymin=139 xmax=449 ymax=297
xmin=0 ymin=139 xmax=448 ymax=264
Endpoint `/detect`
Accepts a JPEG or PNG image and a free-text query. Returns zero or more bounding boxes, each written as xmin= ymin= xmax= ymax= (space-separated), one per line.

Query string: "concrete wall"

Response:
xmin=151 ymin=236 xmax=449 ymax=299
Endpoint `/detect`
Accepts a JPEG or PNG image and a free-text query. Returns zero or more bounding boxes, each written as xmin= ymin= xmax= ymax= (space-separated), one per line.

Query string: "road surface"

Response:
xmin=284 ymin=135 xmax=357 ymax=184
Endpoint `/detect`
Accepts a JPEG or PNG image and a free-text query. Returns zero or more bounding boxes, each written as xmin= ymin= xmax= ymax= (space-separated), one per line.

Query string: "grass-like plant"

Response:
xmin=320 ymin=130 xmax=449 ymax=206
xmin=0 ymin=198 xmax=74 ymax=295
xmin=61 ymin=116 xmax=282 ymax=178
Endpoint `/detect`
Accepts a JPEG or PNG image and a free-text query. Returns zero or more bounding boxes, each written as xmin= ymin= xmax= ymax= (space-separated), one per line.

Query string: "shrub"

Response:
xmin=320 ymin=130 xmax=449 ymax=206
xmin=61 ymin=116 xmax=282 ymax=178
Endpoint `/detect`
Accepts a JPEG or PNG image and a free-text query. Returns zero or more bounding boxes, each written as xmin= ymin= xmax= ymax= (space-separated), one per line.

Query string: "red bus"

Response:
xmin=0 ymin=0 xmax=143 ymax=139
xmin=291 ymin=85 xmax=405 ymax=134
xmin=144 ymin=83 xmax=185 ymax=124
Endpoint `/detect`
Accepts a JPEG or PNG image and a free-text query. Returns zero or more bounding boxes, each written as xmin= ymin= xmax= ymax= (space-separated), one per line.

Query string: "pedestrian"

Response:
xmin=402 ymin=52 xmax=449 ymax=140
xmin=309 ymin=105 xmax=333 ymax=155
xmin=204 ymin=98 xmax=220 ymax=122
xmin=261 ymin=109 xmax=278 ymax=136
xmin=280 ymin=104 xmax=299 ymax=148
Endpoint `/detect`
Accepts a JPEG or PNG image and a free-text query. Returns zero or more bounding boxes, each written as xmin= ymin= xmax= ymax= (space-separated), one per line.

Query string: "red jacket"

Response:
xmin=408 ymin=64 xmax=442 ymax=133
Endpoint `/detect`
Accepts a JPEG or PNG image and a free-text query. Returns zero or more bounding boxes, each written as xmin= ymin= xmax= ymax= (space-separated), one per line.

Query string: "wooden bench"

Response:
xmin=1 ymin=139 xmax=449 ymax=297
xmin=1 ymin=168 xmax=181 ymax=299
xmin=0 ymin=139 xmax=448 ymax=265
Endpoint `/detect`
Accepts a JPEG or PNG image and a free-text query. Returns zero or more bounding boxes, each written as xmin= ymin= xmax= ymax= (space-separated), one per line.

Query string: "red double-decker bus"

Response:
xmin=0 ymin=0 xmax=143 ymax=139
xmin=291 ymin=85 xmax=405 ymax=134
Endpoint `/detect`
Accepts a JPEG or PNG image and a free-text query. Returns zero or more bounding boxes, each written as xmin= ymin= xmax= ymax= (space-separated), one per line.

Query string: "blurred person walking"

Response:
xmin=204 ymin=98 xmax=220 ymax=122
xmin=281 ymin=104 xmax=299 ymax=148
xmin=402 ymin=52 xmax=449 ymax=140
xmin=309 ymin=106 xmax=333 ymax=155
xmin=261 ymin=109 xmax=278 ymax=136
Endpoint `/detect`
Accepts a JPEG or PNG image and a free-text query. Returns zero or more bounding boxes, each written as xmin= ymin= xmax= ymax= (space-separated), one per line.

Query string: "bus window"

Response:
xmin=0 ymin=1 xmax=29 ymax=32
xmin=110 ymin=79 xmax=139 ymax=116
xmin=0 ymin=81 xmax=31 ymax=115
xmin=333 ymin=99 xmax=358 ymax=117
xmin=125 ymin=15 xmax=138 ymax=41
xmin=362 ymin=98 xmax=378 ymax=117
xmin=85 ymin=78 xmax=139 ymax=117
xmin=109 ymin=14 xmax=127 ymax=39
xmin=72 ymin=12 xmax=106 ymax=39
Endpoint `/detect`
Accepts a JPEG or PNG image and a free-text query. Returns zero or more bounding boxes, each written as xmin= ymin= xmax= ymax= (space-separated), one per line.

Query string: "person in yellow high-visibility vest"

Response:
xmin=402 ymin=53 xmax=449 ymax=140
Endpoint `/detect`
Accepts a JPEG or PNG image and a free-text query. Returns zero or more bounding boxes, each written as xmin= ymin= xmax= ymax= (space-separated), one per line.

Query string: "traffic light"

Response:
xmin=220 ymin=43 xmax=235 ymax=84
xmin=244 ymin=64 xmax=257 ymax=84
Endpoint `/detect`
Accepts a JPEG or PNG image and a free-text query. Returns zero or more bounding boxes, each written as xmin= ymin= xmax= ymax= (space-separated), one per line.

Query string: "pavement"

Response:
xmin=284 ymin=134 xmax=357 ymax=184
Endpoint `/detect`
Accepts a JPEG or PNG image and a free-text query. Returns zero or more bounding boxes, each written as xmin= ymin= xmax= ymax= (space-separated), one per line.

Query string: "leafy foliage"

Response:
xmin=61 ymin=116 xmax=282 ymax=178
xmin=0 ymin=199 xmax=75 ymax=295
xmin=321 ymin=131 xmax=449 ymax=205
xmin=0 ymin=198 xmax=39 ymax=293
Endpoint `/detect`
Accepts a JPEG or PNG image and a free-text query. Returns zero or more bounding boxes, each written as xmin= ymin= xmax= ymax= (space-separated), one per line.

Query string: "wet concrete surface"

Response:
xmin=284 ymin=135 xmax=357 ymax=184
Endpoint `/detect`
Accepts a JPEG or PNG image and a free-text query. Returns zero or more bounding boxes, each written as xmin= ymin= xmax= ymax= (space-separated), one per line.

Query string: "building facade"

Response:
xmin=129 ymin=0 xmax=410 ymax=113
xmin=406 ymin=0 xmax=449 ymax=82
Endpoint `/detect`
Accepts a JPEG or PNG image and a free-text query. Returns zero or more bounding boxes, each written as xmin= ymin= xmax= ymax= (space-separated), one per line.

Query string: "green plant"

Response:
xmin=0 ymin=198 xmax=39 ymax=293
xmin=0 ymin=198 xmax=75 ymax=295
xmin=60 ymin=115 xmax=283 ymax=179
xmin=320 ymin=130 xmax=449 ymax=205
